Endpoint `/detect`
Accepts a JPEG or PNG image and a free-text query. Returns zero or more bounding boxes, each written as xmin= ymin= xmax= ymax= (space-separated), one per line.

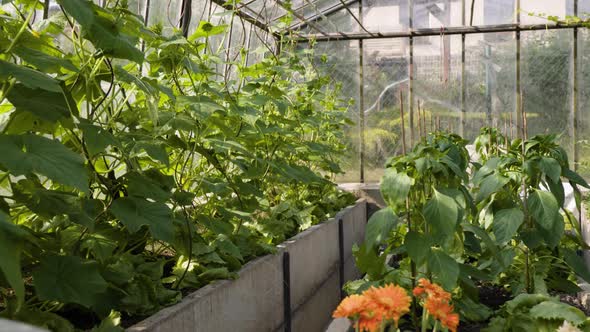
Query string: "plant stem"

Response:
xmin=421 ymin=308 xmax=429 ymax=332
xmin=4 ymin=0 xmax=38 ymax=54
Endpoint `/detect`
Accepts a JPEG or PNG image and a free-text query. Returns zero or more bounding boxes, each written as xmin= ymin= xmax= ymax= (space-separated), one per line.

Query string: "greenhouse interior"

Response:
xmin=2 ymin=0 xmax=590 ymax=331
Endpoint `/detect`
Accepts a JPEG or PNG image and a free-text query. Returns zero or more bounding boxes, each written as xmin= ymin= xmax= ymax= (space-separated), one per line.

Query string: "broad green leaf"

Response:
xmin=423 ymin=188 xmax=459 ymax=241
xmin=189 ymin=21 xmax=229 ymax=40
xmin=198 ymin=267 xmax=235 ymax=281
xmin=563 ymin=249 xmax=590 ymax=283
xmin=13 ymin=46 xmax=78 ymax=73
xmin=546 ymin=177 xmax=565 ymax=208
xmin=12 ymin=180 xmax=100 ymax=229
xmin=11 ymin=307 xmax=75 ymax=332
xmin=492 ymin=208 xmax=524 ymax=245
xmin=539 ymin=157 xmax=561 ymax=183
xmin=0 ymin=211 xmax=26 ymax=308
xmin=476 ymin=172 xmax=509 ymax=203
xmin=404 ymin=231 xmax=430 ymax=266
xmin=132 ymin=141 xmax=169 ymax=166
xmin=505 ymin=293 xmax=551 ymax=313
xmin=80 ymin=122 xmax=117 ymax=156
xmin=6 ymin=84 xmax=73 ymax=122
xmin=214 ymin=234 xmax=243 ymax=261
xmin=125 ymin=171 xmax=173 ymax=201
xmin=57 ymin=0 xmax=143 ymax=63
xmin=428 ymin=248 xmax=459 ymax=291
xmin=364 ymin=207 xmax=398 ymax=249
xmin=0 ymin=134 xmax=88 ymax=192
xmin=563 ymin=168 xmax=590 ymax=189
xmin=529 ymin=301 xmax=586 ymax=325
xmin=110 ymin=197 xmax=174 ymax=242
xmin=33 ymin=255 xmax=108 ymax=308
xmin=0 ymin=60 xmax=62 ymax=92
xmin=353 ymin=244 xmax=386 ymax=280
xmin=380 ymin=169 xmax=413 ymax=208
xmin=528 ymin=189 xmax=563 ymax=247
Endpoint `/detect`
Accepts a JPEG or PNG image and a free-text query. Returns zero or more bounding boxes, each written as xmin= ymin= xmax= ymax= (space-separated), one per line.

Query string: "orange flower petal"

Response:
xmin=333 ymin=294 xmax=369 ymax=318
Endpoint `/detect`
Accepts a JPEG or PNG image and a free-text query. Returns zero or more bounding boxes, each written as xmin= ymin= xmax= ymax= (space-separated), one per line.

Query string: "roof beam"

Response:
xmin=294 ymin=22 xmax=589 ymax=41
xmin=273 ymin=0 xmax=331 ymax=36
xmin=209 ymin=0 xmax=274 ymax=34
xmin=288 ymin=0 xmax=360 ymax=31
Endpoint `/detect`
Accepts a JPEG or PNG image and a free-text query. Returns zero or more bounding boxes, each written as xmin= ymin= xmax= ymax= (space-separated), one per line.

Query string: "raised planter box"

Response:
xmin=128 ymin=199 xmax=367 ymax=332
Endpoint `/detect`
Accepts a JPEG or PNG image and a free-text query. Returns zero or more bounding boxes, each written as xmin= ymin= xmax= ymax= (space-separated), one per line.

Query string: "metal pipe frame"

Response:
xmin=288 ymin=0 xmax=360 ymax=31
xmin=295 ymin=22 xmax=588 ymax=41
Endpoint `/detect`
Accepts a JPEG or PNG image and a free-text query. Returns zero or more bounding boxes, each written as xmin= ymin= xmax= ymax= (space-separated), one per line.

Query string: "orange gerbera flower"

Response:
xmin=424 ymin=297 xmax=459 ymax=332
xmin=333 ymin=294 xmax=370 ymax=318
xmin=412 ymin=278 xmax=451 ymax=302
xmin=365 ymin=284 xmax=411 ymax=325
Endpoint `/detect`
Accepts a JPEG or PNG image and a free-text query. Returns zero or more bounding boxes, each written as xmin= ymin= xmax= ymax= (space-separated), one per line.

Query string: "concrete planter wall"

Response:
xmin=128 ymin=199 xmax=367 ymax=332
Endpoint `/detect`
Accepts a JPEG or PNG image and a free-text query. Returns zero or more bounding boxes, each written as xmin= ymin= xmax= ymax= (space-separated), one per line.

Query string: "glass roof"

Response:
xmin=228 ymin=0 xmax=581 ymax=38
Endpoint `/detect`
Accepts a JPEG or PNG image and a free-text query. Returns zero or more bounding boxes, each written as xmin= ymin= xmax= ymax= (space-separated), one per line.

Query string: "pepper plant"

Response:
xmin=350 ymin=128 xmax=590 ymax=328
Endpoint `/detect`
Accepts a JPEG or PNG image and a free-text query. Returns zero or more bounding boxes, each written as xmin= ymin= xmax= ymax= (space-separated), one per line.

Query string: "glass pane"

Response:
xmin=521 ymin=30 xmax=573 ymax=150
xmin=242 ymin=0 xmax=287 ymax=23
xmin=313 ymin=41 xmax=361 ymax=183
xmin=363 ymin=39 xmax=409 ymax=182
xmin=520 ymin=0 xmax=573 ymax=25
xmin=147 ymin=0 xmax=182 ymax=35
xmin=466 ymin=0 xmax=515 ymax=26
xmin=578 ymin=29 xmax=590 ymax=175
xmin=188 ymin=0 xmax=213 ymax=33
xmin=464 ymin=32 xmax=516 ymax=141
xmin=413 ymin=35 xmax=462 ymax=138
xmin=413 ymin=0 xmax=463 ymax=29
xmin=300 ymin=8 xmax=360 ymax=34
xmin=363 ymin=0 xmax=409 ymax=33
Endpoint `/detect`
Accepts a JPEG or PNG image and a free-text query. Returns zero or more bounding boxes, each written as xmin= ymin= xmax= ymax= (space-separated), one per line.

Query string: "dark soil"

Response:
xmin=477 ymin=284 xmax=512 ymax=310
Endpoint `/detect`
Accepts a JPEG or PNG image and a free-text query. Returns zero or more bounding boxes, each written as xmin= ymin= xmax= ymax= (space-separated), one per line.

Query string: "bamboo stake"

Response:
xmin=424 ymin=109 xmax=427 ymax=136
xmin=399 ymin=90 xmax=407 ymax=154
xmin=417 ymin=101 xmax=423 ymax=139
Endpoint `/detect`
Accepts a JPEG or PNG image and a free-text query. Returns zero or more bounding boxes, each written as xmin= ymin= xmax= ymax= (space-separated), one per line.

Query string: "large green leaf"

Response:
xmin=80 ymin=122 xmax=117 ymax=156
xmin=364 ymin=207 xmax=398 ymax=249
xmin=0 ymin=134 xmax=88 ymax=192
xmin=125 ymin=171 xmax=173 ymax=201
xmin=423 ymin=188 xmax=459 ymax=241
xmin=12 ymin=180 xmax=100 ymax=229
xmin=0 ymin=59 xmax=62 ymax=92
xmin=380 ymin=169 xmax=413 ymax=208
xmin=475 ymin=172 xmax=509 ymax=203
xmin=563 ymin=249 xmax=590 ymax=283
xmin=13 ymin=46 xmax=78 ymax=73
xmin=109 ymin=197 xmax=174 ymax=242
xmin=492 ymin=208 xmax=524 ymax=245
xmin=353 ymin=244 xmax=386 ymax=280
xmin=0 ymin=211 xmax=27 ymax=308
xmin=428 ymin=248 xmax=459 ymax=291
xmin=57 ymin=0 xmax=143 ymax=63
xmin=528 ymin=189 xmax=563 ymax=247
xmin=6 ymin=84 xmax=73 ymax=122
xmin=33 ymin=255 xmax=108 ymax=308
xmin=563 ymin=168 xmax=590 ymax=189
xmin=529 ymin=301 xmax=586 ymax=325
xmin=405 ymin=231 xmax=431 ymax=266
xmin=538 ymin=157 xmax=561 ymax=183
xmin=189 ymin=21 xmax=229 ymax=40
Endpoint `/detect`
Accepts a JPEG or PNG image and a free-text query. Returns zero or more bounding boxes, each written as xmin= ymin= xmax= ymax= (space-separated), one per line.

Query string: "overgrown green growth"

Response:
xmin=0 ymin=0 xmax=354 ymax=330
